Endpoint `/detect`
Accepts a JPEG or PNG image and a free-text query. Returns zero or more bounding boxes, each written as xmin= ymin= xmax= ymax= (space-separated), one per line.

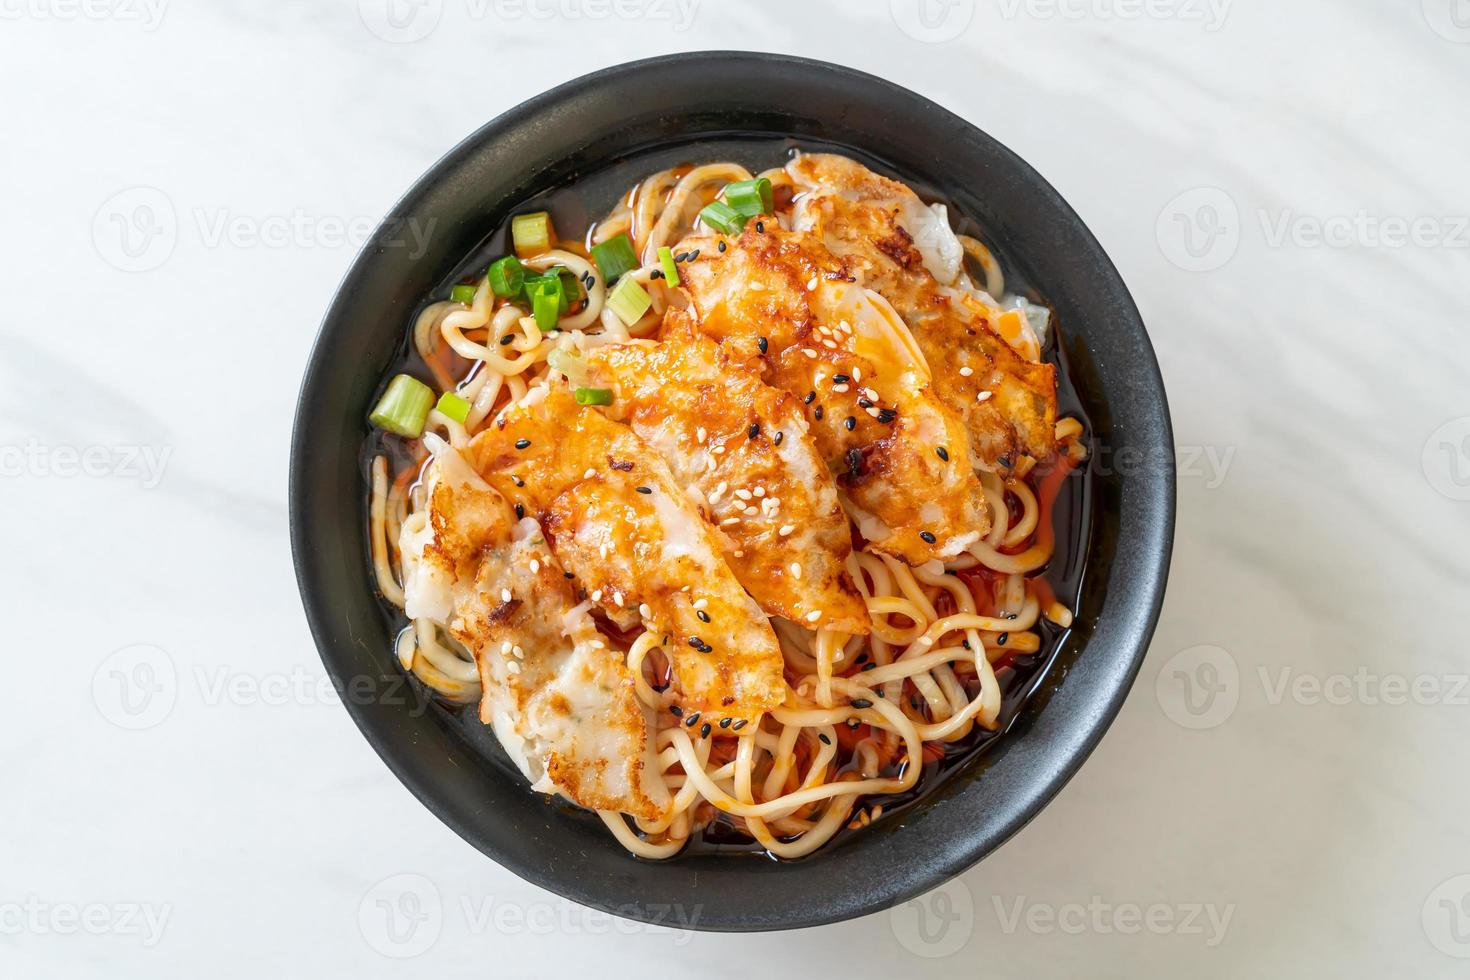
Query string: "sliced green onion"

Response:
xmin=724 ymin=178 xmax=773 ymax=219
xmin=547 ymin=347 xmax=588 ymax=385
xmin=450 ymin=283 xmax=478 ymax=304
xmin=590 ymin=233 xmax=639 ymax=284
xmin=557 ymin=267 xmax=580 ymax=314
xmin=657 ymin=245 xmax=680 ymax=286
xmin=607 ymin=276 xmax=652 ymax=326
xmin=530 ymin=281 xmax=561 ymax=331
xmin=435 ymin=391 xmax=471 ymax=425
xmin=698 ymin=200 xmax=745 ymax=235
xmin=369 ymin=374 xmax=435 ymax=438
xmin=511 ymin=211 xmax=553 ymax=257
xmin=487 ymin=255 xmax=525 ymax=297
xmin=574 ymin=387 xmax=614 ymax=406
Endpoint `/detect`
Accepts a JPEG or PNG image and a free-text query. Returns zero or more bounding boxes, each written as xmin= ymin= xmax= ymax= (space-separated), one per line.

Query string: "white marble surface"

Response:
xmin=4 ymin=1 xmax=1468 ymax=976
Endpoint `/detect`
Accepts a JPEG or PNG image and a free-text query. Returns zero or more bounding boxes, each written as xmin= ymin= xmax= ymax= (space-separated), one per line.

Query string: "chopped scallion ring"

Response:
xmin=369 ymin=374 xmax=435 ymax=438
xmin=574 ymin=387 xmax=614 ymax=406
xmin=723 ymin=177 xmax=773 ymax=219
xmin=590 ymin=233 xmax=639 ymax=284
xmin=487 ymin=255 xmax=525 ymax=297
xmin=435 ymin=391 xmax=471 ymax=425
xmin=530 ymin=282 xmax=561 ymax=331
xmin=607 ymin=276 xmax=652 ymax=326
xmin=657 ymin=245 xmax=680 ymax=286
xmin=697 ymin=200 xmax=744 ymax=236
xmin=547 ymin=347 xmax=588 ymax=385
xmin=449 ymin=284 xmax=478 ymax=305
xmin=511 ymin=211 xmax=553 ymax=257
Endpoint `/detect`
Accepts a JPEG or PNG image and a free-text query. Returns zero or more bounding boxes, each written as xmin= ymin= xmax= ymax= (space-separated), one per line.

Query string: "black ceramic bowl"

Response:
xmin=291 ymin=51 xmax=1173 ymax=932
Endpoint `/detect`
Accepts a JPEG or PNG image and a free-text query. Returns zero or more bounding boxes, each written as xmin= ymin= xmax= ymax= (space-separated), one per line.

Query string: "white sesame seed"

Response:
xmin=583 ymin=468 xmax=597 ymax=479
xmin=501 ymin=588 xmax=512 ymax=603
xmin=977 ymin=390 xmax=993 ymax=403
xmin=590 ymin=639 xmax=605 ymax=649
xmin=721 ymin=517 xmax=741 ymax=526
xmin=833 ymin=383 xmax=849 ymax=393
xmin=866 ymin=407 xmax=882 ymax=418
xmin=806 ymin=276 xmax=818 ymax=291
xmin=806 ymin=610 xmax=822 ymax=622
xmin=863 ymin=387 xmax=879 ymax=401
xmin=959 ymin=366 xmax=973 ymax=377
xmin=529 ymin=559 xmax=540 ymax=574
xmin=789 ymin=563 xmax=802 ymax=579
xmin=712 ymin=444 xmax=725 ymax=454
xmin=743 ymin=505 xmax=758 ymax=516
xmin=591 ymin=589 xmax=603 ymax=602
xmin=733 ymin=550 xmax=744 ymax=558
xmin=822 ymin=339 xmax=837 ymax=349
xmin=501 ymin=641 xmax=513 ymax=655
xmin=851 ymin=367 xmax=862 ymax=383
xmin=697 ymin=426 xmax=707 ymax=442
xmin=506 ymin=660 xmax=521 ymax=674
xmin=735 ymin=488 xmax=752 ymax=501
xmin=639 ymin=603 xmax=652 ymax=619
xmin=839 ymin=320 xmax=851 ymax=333
xmin=779 ymin=524 xmax=795 ymax=536
xmin=753 ymin=486 xmax=765 ymax=497
xmin=512 ymin=645 xmax=524 ymax=659
xmin=612 ymin=591 xmax=624 ymax=607
xmin=693 ymin=598 xmax=708 ymax=610
xmin=802 ymin=348 xmax=817 ymax=359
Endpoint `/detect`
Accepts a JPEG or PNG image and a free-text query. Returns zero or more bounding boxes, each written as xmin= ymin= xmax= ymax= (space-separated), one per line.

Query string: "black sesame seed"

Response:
xmin=717 ymin=240 xmax=727 ymax=252
xmin=688 ymin=249 xmax=700 ymax=260
xmin=755 ymin=221 xmax=764 ymax=233
xmin=513 ymin=476 xmax=525 ymax=487
xmin=650 ymin=269 xmax=663 ymax=280
xmin=846 ymin=448 xmax=862 ymax=477
xmin=748 ymin=423 xmax=760 ymax=439
xmin=832 ymin=374 xmax=850 ymax=384
xmin=858 ymin=398 xmax=873 ymax=409
xmin=935 ymin=446 xmax=950 ymax=462
xmin=732 ymin=718 xmax=748 ymax=730
xmin=673 ymin=251 xmax=689 ymax=263
xmin=757 ymin=336 xmax=768 ymax=354
xmin=909 ymin=696 xmax=921 ymax=710
xmin=774 ymin=431 xmax=784 ymax=445
xmin=819 ymin=733 xmax=832 ymax=745
xmin=843 ymin=415 xmax=856 ymax=431
xmin=814 ymin=406 xmax=824 ymax=421
xmin=685 ymin=713 xmax=700 ymax=727
xmin=687 ymin=636 xmax=704 ymax=649
xmin=876 ymin=689 xmax=886 ymax=698
xmin=670 ymin=705 xmax=683 ymax=717
xmin=961 ymin=639 xmax=971 ymax=650
xmin=719 ymin=717 xmax=732 ymax=729
xmin=997 ymin=632 xmax=1009 ymax=646
xmin=877 ymin=409 xmax=897 ymax=424
xmin=636 ymin=485 xmax=653 ymax=495
xmin=862 ymin=662 xmax=876 ymax=671
xmin=700 ymin=722 xmax=711 ymax=737
xmin=697 ymin=610 xmax=710 ymax=623
xmin=514 ymin=438 xmax=530 ymax=450
xmin=804 ymin=390 xmax=816 ymax=404
xmin=563 ymin=571 xmax=575 ymax=579
xmin=920 ymin=531 xmax=937 ymax=544
xmin=514 ymin=503 xmax=524 ymax=520
xmin=851 ymin=698 xmax=873 ymax=709
xmin=500 ymin=334 xmax=514 ymax=346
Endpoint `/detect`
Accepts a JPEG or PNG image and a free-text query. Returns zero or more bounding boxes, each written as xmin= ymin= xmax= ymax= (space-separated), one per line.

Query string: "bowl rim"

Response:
xmin=290 ymin=50 xmax=1175 ymax=932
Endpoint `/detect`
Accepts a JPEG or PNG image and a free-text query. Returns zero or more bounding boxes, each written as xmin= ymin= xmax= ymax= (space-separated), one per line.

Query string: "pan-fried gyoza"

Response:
xmin=365 ymin=150 xmax=1086 ymax=859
